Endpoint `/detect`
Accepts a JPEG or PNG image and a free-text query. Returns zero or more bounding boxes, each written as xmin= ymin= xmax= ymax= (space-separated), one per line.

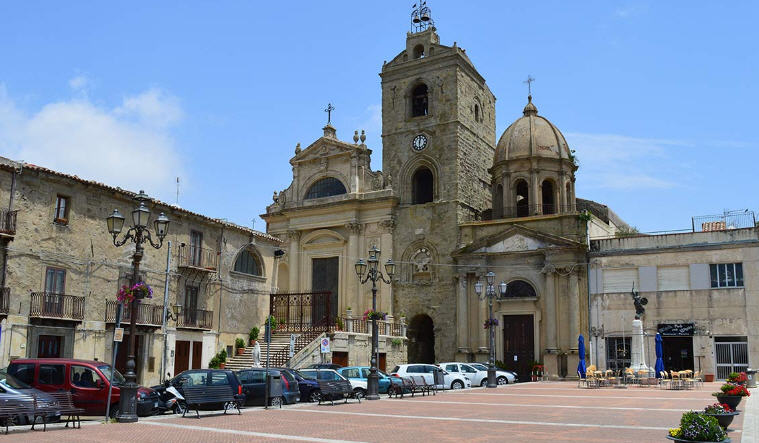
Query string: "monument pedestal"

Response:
xmin=630 ymin=319 xmax=651 ymax=374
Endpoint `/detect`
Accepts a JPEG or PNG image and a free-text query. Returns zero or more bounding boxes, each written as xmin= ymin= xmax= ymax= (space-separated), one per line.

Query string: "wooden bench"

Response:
xmin=181 ymin=385 xmax=241 ymax=418
xmin=48 ymin=392 xmax=84 ymax=429
xmin=409 ymin=376 xmax=435 ymax=396
xmin=388 ymin=377 xmax=414 ymax=398
xmin=0 ymin=396 xmax=34 ymax=434
xmin=316 ymin=380 xmax=361 ymax=406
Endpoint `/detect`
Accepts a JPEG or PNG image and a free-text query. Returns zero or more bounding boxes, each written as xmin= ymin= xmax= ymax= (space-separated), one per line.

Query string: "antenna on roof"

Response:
xmin=176 ymin=177 xmax=180 ymax=206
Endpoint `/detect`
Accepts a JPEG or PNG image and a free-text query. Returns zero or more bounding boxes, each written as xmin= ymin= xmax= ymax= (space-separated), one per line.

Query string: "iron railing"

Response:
xmin=269 ymin=292 xmax=333 ymax=332
xmin=0 ymin=210 xmax=18 ymax=235
xmin=497 ymin=204 xmax=577 ymax=219
xmin=30 ymin=292 xmax=85 ymax=320
xmin=176 ymin=306 xmax=213 ymax=329
xmin=176 ymin=244 xmax=218 ymax=271
xmin=0 ymin=287 xmax=9 ymax=315
xmin=105 ymin=300 xmax=163 ymax=326
xmin=340 ymin=317 xmax=404 ymax=336
xmin=693 ymin=210 xmax=756 ymax=232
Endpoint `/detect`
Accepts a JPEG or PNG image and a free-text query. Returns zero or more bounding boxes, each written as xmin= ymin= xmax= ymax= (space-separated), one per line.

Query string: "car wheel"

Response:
xmin=497 ymin=376 xmax=508 ymax=385
xmin=108 ymin=404 xmax=120 ymax=419
xmin=308 ymin=390 xmax=321 ymax=402
xmin=269 ymin=396 xmax=283 ymax=407
xmin=451 ymin=380 xmax=464 ymax=390
xmin=480 ymin=378 xmax=488 ymax=387
xmin=353 ymin=388 xmax=366 ymax=399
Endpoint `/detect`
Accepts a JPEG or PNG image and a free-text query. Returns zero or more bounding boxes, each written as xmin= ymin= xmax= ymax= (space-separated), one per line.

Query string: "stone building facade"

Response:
xmin=0 ymin=157 xmax=281 ymax=386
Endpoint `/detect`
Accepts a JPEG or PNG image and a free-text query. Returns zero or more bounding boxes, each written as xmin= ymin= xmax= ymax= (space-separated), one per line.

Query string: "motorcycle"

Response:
xmin=155 ymin=377 xmax=186 ymax=415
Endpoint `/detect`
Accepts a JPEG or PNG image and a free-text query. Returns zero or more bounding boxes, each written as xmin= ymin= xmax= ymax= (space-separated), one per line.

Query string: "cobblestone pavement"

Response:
xmin=5 ymin=382 xmax=744 ymax=442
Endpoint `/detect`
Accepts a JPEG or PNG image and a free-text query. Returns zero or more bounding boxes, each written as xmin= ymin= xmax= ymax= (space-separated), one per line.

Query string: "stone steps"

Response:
xmin=224 ymin=333 xmax=295 ymax=370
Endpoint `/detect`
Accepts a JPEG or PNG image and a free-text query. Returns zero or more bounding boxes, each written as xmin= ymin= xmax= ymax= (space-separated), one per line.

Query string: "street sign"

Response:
xmin=289 ymin=334 xmax=296 ymax=358
xmin=320 ymin=337 xmax=330 ymax=354
xmin=114 ymin=327 xmax=124 ymax=342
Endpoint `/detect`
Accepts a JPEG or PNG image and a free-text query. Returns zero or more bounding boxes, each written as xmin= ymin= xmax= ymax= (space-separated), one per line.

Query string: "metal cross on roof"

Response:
xmin=324 ymin=103 xmax=335 ymax=124
xmin=523 ymin=75 xmax=535 ymax=95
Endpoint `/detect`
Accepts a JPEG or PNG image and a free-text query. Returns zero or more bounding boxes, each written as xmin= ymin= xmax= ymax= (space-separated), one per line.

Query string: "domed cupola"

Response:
xmin=490 ymin=95 xmax=578 ymax=219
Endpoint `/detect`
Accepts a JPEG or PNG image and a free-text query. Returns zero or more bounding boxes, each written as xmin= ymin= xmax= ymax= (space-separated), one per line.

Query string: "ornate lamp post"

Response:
xmin=106 ymin=190 xmax=169 ymax=422
xmin=474 ymin=271 xmax=507 ymax=388
xmin=355 ymin=245 xmax=395 ymax=400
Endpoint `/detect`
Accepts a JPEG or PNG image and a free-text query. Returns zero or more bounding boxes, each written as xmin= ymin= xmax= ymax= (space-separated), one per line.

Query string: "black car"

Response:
xmin=236 ymin=369 xmax=299 ymax=406
xmin=153 ymin=369 xmax=244 ymax=408
xmin=306 ymin=363 xmax=343 ymax=370
xmin=275 ymin=368 xmax=320 ymax=402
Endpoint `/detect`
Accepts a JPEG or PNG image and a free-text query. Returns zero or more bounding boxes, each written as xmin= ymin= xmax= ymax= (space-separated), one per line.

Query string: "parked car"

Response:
xmin=390 ymin=364 xmax=471 ymax=390
xmin=236 ymin=368 xmax=299 ymax=406
xmin=337 ymin=366 xmax=392 ymax=394
xmin=279 ymin=368 xmax=320 ymax=402
xmin=8 ymin=358 xmax=159 ymax=417
xmin=156 ymin=369 xmax=244 ymax=409
xmin=467 ymin=363 xmax=516 ymax=384
xmin=306 ymin=363 xmax=343 ymax=370
xmin=299 ymin=368 xmax=366 ymax=398
xmin=0 ymin=370 xmax=60 ymax=425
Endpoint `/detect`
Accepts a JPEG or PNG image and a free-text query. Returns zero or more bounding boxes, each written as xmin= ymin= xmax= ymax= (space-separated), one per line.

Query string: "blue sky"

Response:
xmin=1 ymin=1 xmax=757 ymax=233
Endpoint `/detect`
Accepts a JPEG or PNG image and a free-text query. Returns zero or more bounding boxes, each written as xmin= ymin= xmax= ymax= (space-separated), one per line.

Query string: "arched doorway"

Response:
xmin=408 ymin=314 xmax=435 ymax=363
xmin=541 ymin=180 xmax=555 ymax=214
xmin=411 ymin=167 xmax=434 ymax=204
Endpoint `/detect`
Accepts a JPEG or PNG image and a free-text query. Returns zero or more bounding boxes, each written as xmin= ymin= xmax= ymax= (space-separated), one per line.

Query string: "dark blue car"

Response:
xmin=277 ymin=368 xmax=320 ymax=402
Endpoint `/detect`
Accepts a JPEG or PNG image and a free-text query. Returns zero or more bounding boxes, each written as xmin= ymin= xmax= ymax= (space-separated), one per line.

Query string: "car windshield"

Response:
xmin=291 ymin=370 xmax=308 ymax=380
xmin=98 ymin=365 xmax=126 ymax=385
xmin=0 ymin=371 xmax=31 ymax=389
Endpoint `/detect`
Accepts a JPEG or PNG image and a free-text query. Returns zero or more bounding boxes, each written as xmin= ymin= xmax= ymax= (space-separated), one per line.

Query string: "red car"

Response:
xmin=7 ymin=358 xmax=159 ymax=417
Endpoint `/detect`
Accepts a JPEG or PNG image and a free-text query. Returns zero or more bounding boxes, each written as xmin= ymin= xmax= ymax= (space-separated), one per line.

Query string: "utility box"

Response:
xmin=267 ymin=372 xmax=283 ymax=407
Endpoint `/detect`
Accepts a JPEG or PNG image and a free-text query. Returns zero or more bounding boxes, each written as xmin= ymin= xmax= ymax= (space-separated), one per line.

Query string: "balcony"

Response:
xmin=30 ymin=292 xmax=85 ymax=321
xmin=176 ymin=306 xmax=213 ymax=330
xmin=105 ymin=300 xmax=163 ymax=327
xmin=0 ymin=287 xmax=9 ymax=315
xmin=0 ymin=210 xmax=18 ymax=236
xmin=176 ymin=244 xmax=218 ymax=272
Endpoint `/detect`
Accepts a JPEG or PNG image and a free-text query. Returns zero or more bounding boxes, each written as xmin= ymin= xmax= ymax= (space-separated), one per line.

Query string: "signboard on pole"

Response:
xmin=320 ymin=337 xmax=330 ymax=354
xmin=289 ymin=334 xmax=296 ymax=358
xmin=114 ymin=327 xmax=125 ymax=342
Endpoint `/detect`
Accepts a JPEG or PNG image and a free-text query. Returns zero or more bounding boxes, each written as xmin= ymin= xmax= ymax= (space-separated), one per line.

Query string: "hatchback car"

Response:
xmin=299 ymin=368 xmax=366 ymax=397
xmin=467 ymin=363 xmax=516 ymax=384
xmin=8 ymin=358 xmax=158 ymax=417
xmin=280 ymin=368 xmax=320 ymax=402
xmin=236 ymin=368 xmax=299 ymax=406
xmin=337 ymin=366 xmax=391 ymax=394
xmin=440 ymin=362 xmax=488 ymax=387
xmin=390 ymin=364 xmax=471 ymax=390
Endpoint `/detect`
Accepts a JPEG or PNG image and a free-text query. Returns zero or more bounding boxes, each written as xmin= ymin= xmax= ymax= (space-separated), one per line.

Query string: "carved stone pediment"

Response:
xmin=473 ymin=234 xmax=546 ymax=254
xmin=291 ymin=139 xmax=358 ymax=164
xmin=453 ymin=225 xmax=583 ymax=257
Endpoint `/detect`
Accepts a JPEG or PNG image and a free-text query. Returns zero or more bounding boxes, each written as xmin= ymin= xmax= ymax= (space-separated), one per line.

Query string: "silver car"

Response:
xmin=0 ymin=370 xmax=60 ymax=425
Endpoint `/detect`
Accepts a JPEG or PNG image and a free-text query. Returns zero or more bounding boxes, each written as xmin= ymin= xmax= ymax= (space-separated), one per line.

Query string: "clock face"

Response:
xmin=412 ymin=134 xmax=428 ymax=151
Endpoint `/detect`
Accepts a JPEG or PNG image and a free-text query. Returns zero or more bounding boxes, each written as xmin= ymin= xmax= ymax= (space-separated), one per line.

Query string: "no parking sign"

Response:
xmin=320 ymin=337 xmax=330 ymax=353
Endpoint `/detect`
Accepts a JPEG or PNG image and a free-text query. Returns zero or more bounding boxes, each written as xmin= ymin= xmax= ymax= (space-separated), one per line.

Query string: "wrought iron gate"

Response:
xmin=269 ymin=291 xmax=333 ymax=332
xmin=715 ymin=340 xmax=749 ymax=380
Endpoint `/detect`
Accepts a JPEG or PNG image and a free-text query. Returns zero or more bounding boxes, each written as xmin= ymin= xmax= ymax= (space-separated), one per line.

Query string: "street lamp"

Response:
xmin=106 ymin=190 xmax=170 ymax=423
xmin=355 ymin=245 xmax=394 ymax=400
xmin=474 ymin=271 xmax=507 ymax=388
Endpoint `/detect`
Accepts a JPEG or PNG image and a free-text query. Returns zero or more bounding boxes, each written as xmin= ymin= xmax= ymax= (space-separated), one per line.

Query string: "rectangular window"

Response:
xmin=39 ymin=364 xmax=65 ymax=385
xmin=8 ymin=363 xmax=35 ymax=385
xmin=605 ymin=337 xmax=631 ymax=371
xmin=54 ymin=195 xmax=70 ymax=224
xmin=602 ymin=268 xmax=639 ymax=293
xmin=657 ymin=266 xmax=690 ymax=291
xmin=190 ymin=231 xmax=203 ymax=267
xmin=44 ymin=268 xmax=66 ymax=294
xmin=710 ymin=263 xmax=744 ymax=288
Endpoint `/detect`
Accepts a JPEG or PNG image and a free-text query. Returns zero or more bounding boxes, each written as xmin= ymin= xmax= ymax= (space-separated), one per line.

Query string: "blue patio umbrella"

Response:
xmin=655 ymin=333 xmax=665 ymax=378
xmin=577 ymin=334 xmax=587 ymax=379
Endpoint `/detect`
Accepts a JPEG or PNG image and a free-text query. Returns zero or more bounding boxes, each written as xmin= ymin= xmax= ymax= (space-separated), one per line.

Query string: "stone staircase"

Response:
xmin=224 ymin=332 xmax=300 ymax=371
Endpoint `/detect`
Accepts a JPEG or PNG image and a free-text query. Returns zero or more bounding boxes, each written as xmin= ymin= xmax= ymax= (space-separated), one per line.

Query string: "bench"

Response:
xmin=0 ymin=396 xmax=34 ymax=434
xmin=316 ymin=380 xmax=361 ymax=406
xmin=409 ymin=376 xmax=435 ymax=396
xmin=387 ymin=377 xmax=412 ymax=398
xmin=48 ymin=392 xmax=84 ymax=429
xmin=181 ymin=385 xmax=241 ymax=418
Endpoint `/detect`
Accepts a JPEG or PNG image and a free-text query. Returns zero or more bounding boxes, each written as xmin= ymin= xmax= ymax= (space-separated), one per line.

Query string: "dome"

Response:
xmin=494 ymin=96 xmax=571 ymax=164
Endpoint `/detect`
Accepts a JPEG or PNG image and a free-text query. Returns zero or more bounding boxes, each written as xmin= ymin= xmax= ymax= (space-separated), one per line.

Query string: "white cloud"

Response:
xmin=68 ymin=75 xmax=89 ymax=91
xmin=566 ymin=132 xmax=688 ymax=190
xmin=0 ymin=83 xmax=185 ymax=201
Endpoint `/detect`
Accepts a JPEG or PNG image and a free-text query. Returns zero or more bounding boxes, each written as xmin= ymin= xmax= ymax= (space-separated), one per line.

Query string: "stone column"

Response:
xmin=287 ymin=230 xmax=300 ymax=293
xmin=568 ymin=271 xmax=580 ymax=350
xmin=559 ymin=172 xmax=567 ymax=212
xmin=502 ymin=173 xmax=511 ymax=217
xmin=345 ymin=221 xmax=362 ymax=312
xmin=530 ymin=168 xmax=540 ymax=215
xmin=543 ymin=266 xmax=557 ymax=351
xmin=456 ymin=273 xmax=469 ymax=353
xmin=379 ymin=219 xmax=395 ymax=314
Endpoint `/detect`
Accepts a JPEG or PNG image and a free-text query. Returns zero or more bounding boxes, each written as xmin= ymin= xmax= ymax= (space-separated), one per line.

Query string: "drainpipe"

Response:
xmin=585 ymin=217 xmax=594 ymax=366
xmin=160 ymin=241 xmax=171 ymax=383
xmin=216 ymin=227 xmax=225 ymax=352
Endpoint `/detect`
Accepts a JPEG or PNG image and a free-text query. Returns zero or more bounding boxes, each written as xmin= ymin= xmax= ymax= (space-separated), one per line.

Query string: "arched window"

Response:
xmin=411 ymin=84 xmax=428 ymax=117
xmin=412 ymin=167 xmax=434 ymax=204
xmin=515 ymin=180 xmax=529 ymax=217
xmin=413 ymin=44 xmax=425 ymax=59
xmin=474 ymin=104 xmax=480 ymax=122
xmin=502 ymin=280 xmax=537 ymax=298
xmin=542 ymin=180 xmax=555 ymax=214
xmin=305 ymin=177 xmax=347 ymax=200
xmin=234 ymin=249 xmax=262 ymax=276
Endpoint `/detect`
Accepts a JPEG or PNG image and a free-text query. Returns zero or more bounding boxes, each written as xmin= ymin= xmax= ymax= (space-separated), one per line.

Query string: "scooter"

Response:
xmin=156 ymin=375 xmax=186 ymax=415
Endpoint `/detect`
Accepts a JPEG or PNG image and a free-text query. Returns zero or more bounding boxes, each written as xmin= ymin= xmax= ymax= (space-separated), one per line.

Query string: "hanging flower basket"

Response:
xmin=117 ymin=282 xmax=153 ymax=304
xmin=483 ymin=318 xmax=499 ymax=329
xmin=363 ymin=309 xmax=387 ymax=321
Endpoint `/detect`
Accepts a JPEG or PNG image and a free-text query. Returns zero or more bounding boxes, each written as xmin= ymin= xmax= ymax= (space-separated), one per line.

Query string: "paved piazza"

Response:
xmin=7 ymin=382 xmax=754 ymax=442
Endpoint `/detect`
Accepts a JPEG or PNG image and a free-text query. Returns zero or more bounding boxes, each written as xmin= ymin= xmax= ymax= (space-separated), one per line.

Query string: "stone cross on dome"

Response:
xmin=523 ymin=75 xmax=535 ymax=97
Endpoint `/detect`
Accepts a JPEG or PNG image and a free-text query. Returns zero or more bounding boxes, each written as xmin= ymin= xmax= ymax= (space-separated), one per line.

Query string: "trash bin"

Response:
xmin=266 ymin=371 xmax=283 ymax=406
xmin=433 ymin=368 xmax=445 ymax=390
xmin=747 ymin=369 xmax=757 ymax=389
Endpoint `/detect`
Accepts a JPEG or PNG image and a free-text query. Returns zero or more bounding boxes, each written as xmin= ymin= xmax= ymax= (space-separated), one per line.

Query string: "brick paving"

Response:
xmin=6 ymin=381 xmax=745 ymax=442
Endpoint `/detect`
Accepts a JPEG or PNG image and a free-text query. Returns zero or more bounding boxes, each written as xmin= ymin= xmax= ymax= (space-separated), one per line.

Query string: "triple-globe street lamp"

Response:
xmin=355 ymin=245 xmax=395 ymax=400
xmin=474 ymin=271 xmax=507 ymax=388
xmin=106 ymin=190 xmax=170 ymax=422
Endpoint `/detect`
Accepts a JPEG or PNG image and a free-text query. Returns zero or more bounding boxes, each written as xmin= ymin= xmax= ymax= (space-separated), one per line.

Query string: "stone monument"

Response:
xmin=629 ymin=284 xmax=651 ymax=374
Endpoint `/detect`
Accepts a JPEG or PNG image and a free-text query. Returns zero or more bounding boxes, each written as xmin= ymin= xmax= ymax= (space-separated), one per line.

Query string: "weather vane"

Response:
xmin=324 ymin=103 xmax=335 ymax=124
xmin=523 ymin=75 xmax=535 ymax=96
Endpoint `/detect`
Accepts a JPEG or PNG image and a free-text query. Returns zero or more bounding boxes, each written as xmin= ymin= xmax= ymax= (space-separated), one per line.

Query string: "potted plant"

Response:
xmin=336 ymin=316 xmax=344 ymax=331
xmin=249 ymin=327 xmax=259 ymax=346
xmin=704 ymin=374 xmax=715 ymax=383
xmin=726 ymin=372 xmax=747 ymax=386
xmin=235 ymin=337 xmax=246 ymax=355
xmin=713 ymin=382 xmax=750 ymax=410
xmin=345 ymin=306 xmax=353 ymax=317
xmin=217 ymin=349 xmax=227 ymax=369
xmin=702 ymin=403 xmax=740 ymax=430
xmin=667 ymin=411 xmax=729 ymax=442
xmin=363 ymin=309 xmax=387 ymax=321
xmin=209 ymin=356 xmax=220 ymax=369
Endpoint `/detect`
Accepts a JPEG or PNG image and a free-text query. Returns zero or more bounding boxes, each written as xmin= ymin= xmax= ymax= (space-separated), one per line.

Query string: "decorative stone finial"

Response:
xmin=353 ymin=130 xmax=359 ymax=144
xmin=323 ymin=124 xmax=337 ymax=139
xmin=360 ymin=130 xmax=366 ymax=144
xmin=523 ymin=95 xmax=538 ymax=116
xmin=295 ymin=142 xmax=301 ymax=154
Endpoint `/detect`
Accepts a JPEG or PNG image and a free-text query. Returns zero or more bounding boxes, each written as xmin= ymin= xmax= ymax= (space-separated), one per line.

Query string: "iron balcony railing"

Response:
xmin=497 ymin=204 xmax=577 ymax=219
xmin=0 ymin=287 xmax=9 ymax=315
xmin=176 ymin=244 xmax=218 ymax=271
xmin=693 ymin=210 xmax=756 ymax=232
xmin=340 ymin=317 xmax=404 ymax=337
xmin=269 ymin=292 xmax=333 ymax=332
xmin=176 ymin=306 xmax=213 ymax=330
xmin=105 ymin=300 xmax=163 ymax=326
xmin=0 ymin=210 xmax=18 ymax=235
xmin=30 ymin=292 xmax=85 ymax=321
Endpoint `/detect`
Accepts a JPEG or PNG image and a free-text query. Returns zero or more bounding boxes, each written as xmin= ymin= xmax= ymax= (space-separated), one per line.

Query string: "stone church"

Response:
xmin=263 ymin=16 xmax=623 ymax=379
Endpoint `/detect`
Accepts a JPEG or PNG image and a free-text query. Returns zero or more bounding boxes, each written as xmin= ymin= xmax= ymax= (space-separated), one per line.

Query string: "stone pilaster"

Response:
xmin=456 ymin=273 xmax=470 ymax=353
xmin=287 ymin=230 xmax=301 ymax=293
xmin=345 ymin=221 xmax=362 ymax=313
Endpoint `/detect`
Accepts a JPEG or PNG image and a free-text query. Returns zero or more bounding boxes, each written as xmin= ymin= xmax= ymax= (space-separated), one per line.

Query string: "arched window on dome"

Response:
xmin=305 ymin=177 xmax=347 ymax=200
xmin=234 ymin=248 xmax=262 ymax=276
xmin=515 ymin=180 xmax=529 ymax=217
xmin=502 ymin=280 xmax=537 ymax=298
xmin=542 ymin=180 xmax=556 ymax=215
xmin=411 ymin=84 xmax=429 ymax=117
xmin=413 ymin=44 xmax=425 ymax=59
xmin=412 ymin=167 xmax=434 ymax=204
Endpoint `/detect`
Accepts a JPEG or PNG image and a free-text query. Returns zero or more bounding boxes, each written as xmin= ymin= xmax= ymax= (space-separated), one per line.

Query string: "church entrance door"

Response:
xmin=312 ymin=257 xmax=339 ymax=324
xmin=408 ymin=314 xmax=435 ymax=363
xmin=503 ymin=315 xmax=534 ymax=382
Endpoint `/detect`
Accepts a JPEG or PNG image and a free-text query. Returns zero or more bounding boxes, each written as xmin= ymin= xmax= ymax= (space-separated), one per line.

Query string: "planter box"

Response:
xmin=666 ymin=436 xmax=730 ymax=443
xmin=715 ymin=395 xmax=743 ymax=411
xmin=704 ymin=374 xmax=715 ymax=382
xmin=703 ymin=411 xmax=739 ymax=429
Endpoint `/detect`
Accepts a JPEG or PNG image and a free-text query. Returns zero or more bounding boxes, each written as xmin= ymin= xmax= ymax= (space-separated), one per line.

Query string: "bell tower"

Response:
xmin=380 ymin=3 xmax=496 ymax=363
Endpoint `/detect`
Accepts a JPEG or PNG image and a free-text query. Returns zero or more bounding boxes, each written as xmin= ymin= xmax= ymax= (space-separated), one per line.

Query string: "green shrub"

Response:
xmin=249 ymin=327 xmax=259 ymax=342
xmin=265 ymin=315 xmax=278 ymax=330
xmin=336 ymin=317 xmax=344 ymax=330
xmin=218 ymin=349 xmax=227 ymax=362
xmin=235 ymin=338 xmax=245 ymax=350
xmin=676 ymin=411 xmax=726 ymax=442
xmin=209 ymin=356 xmax=220 ymax=369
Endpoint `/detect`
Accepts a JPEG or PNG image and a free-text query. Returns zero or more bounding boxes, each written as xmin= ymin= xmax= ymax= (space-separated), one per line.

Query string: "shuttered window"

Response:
xmin=602 ymin=268 xmax=639 ymax=293
xmin=657 ymin=266 xmax=690 ymax=291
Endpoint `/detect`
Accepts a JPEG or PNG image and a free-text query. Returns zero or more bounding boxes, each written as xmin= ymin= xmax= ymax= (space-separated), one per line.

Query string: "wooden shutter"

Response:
xmin=603 ymin=268 xmax=639 ymax=293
